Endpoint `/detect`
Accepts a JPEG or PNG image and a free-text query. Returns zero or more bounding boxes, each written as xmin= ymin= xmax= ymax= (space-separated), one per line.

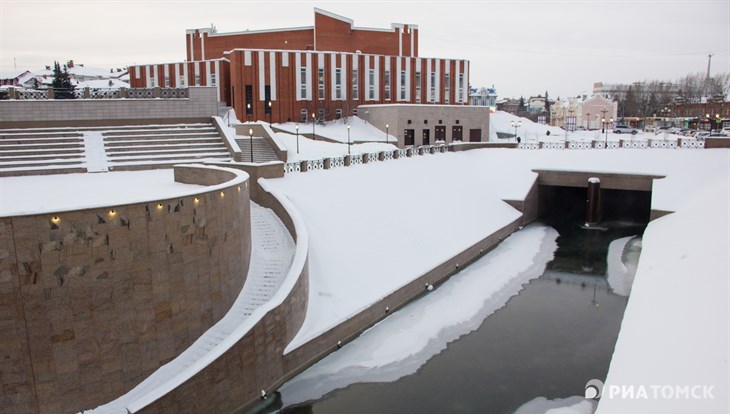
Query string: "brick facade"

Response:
xmin=130 ymin=8 xmax=468 ymax=124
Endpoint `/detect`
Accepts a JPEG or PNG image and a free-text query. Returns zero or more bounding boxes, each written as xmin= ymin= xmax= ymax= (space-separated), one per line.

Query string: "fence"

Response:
xmin=518 ymin=138 xmax=704 ymax=150
xmin=282 ymin=136 xmax=709 ymax=176
xmin=1 ymin=87 xmax=189 ymax=100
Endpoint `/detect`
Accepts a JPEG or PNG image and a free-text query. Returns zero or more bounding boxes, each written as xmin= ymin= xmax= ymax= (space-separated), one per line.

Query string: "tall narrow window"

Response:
xmin=444 ymin=73 xmax=450 ymax=104
xmin=301 ymin=109 xmax=308 ymax=122
xmin=335 ymin=68 xmax=342 ymax=100
xmin=264 ymin=86 xmax=271 ymax=114
xmin=245 ymin=85 xmax=253 ymax=115
xmin=458 ymin=73 xmax=465 ymax=103
xmin=384 ymin=70 xmax=391 ymax=101
xmin=165 ymin=78 xmax=170 ymax=87
xmin=300 ymin=68 xmax=307 ymax=100
xmin=430 ymin=72 xmax=436 ymax=102
xmin=368 ymin=69 xmax=375 ymax=100
xmin=318 ymin=68 xmax=325 ymax=100
xmin=352 ymin=68 xmax=359 ymax=100
xmin=415 ymin=71 xmax=421 ymax=103
xmin=179 ymin=74 xmax=185 ymax=85
xmin=400 ymin=70 xmax=406 ymax=101
xmin=194 ymin=75 xmax=200 ymax=86
xmin=210 ymin=73 xmax=216 ymax=86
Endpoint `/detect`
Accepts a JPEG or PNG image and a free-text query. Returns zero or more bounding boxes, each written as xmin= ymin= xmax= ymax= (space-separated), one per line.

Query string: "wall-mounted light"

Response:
xmin=220 ymin=191 xmax=225 ymax=198
xmin=157 ymin=203 xmax=163 ymax=209
xmin=237 ymin=185 xmax=241 ymax=192
xmin=109 ymin=209 xmax=116 ymax=216
xmin=51 ymin=216 xmax=60 ymax=223
xmin=194 ymin=197 xmax=200 ymax=203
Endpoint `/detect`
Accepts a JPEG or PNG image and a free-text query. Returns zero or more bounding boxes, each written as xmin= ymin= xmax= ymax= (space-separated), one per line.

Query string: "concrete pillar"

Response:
xmin=119 ymin=87 xmax=128 ymax=98
xmin=83 ymin=87 xmax=90 ymax=99
xmin=585 ymin=177 xmax=601 ymax=226
xmin=344 ymin=155 xmax=352 ymax=166
xmin=299 ymin=160 xmax=309 ymax=172
xmin=8 ymin=87 xmax=16 ymax=99
xmin=47 ymin=87 xmax=54 ymax=99
xmin=323 ymin=158 xmax=332 ymax=169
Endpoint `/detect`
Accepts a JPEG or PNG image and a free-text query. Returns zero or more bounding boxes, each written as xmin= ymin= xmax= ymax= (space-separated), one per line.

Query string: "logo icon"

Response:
xmin=585 ymin=379 xmax=604 ymax=400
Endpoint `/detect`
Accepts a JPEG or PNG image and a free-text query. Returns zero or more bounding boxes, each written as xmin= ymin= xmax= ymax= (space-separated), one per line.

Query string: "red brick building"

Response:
xmin=129 ymin=8 xmax=470 ymax=124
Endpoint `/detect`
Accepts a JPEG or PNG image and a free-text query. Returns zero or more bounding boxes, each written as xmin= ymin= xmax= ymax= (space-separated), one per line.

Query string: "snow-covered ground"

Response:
xmin=263 ymin=148 xmax=728 ymax=414
xmin=273 ymin=116 xmax=396 ymax=143
xmin=0 ymin=169 xmax=207 ymax=216
xmin=270 ymin=131 xmax=397 ymax=162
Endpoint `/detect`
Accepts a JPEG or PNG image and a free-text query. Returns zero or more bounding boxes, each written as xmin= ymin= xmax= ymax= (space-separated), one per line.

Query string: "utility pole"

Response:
xmin=705 ymin=53 xmax=714 ymax=98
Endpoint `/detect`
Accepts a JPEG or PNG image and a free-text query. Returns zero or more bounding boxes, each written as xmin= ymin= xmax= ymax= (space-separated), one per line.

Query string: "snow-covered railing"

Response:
xmin=6 ymin=87 xmax=191 ymax=100
xmin=567 ymin=141 xmax=592 ymax=150
xmin=680 ymin=138 xmax=705 ymax=149
xmin=607 ymin=141 xmax=620 ymax=149
xmin=649 ymin=139 xmax=677 ymax=149
xmin=306 ymin=159 xmax=324 ymax=171
xmin=365 ymin=152 xmax=379 ymax=163
xmin=284 ymin=162 xmax=301 ymax=174
xmin=350 ymin=154 xmax=364 ymax=165
xmin=594 ymin=141 xmax=606 ymax=149
xmin=15 ymin=89 xmax=48 ymax=99
xmin=329 ymin=156 xmax=345 ymax=168
xmin=542 ymin=142 xmax=565 ymax=150
xmin=518 ymin=142 xmax=540 ymax=150
xmin=622 ymin=140 xmax=648 ymax=149
xmin=382 ymin=150 xmax=394 ymax=161
xmin=397 ymin=148 xmax=408 ymax=158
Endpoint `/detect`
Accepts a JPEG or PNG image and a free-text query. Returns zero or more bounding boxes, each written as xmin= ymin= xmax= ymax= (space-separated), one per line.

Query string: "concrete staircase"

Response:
xmin=104 ymin=124 xmax=232 ymax=170
xmin=0 ymin=130 xmax=87 ymax=176
xmin=0 ymin=122 xmax=234 ymax=176
xmin=235 ymin=136 xmax=279 ymax=163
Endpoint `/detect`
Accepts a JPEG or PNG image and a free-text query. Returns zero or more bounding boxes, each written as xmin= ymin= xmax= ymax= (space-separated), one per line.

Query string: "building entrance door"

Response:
xmin=435 ymin=125 xmax=446 ymax=142
xmin=469 ymin=128 xmax=482 ymax=142
xmin=404 ymin=129 xmax=415 ymax=146
xmin=422 ymin=129 xmax=430 ymax=145
xmin=452 ymin=126 xmax=463 ymax=141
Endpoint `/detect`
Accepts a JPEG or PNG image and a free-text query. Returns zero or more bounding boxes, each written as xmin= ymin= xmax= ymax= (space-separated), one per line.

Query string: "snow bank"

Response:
xmin=606 ymin=236 xmax=638 ymax=297
xmin=273 ymin=116 xmax=395 ymax=143
xmin=279 ymin=224 xmax=558 ymax=406
xmin=270 ymin=131 xmax=397 ymax=162
xmin=514 ymin=396 xmax=596 ymax=414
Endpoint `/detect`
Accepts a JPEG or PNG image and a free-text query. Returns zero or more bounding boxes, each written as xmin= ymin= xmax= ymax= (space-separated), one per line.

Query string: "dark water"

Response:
xmin=271 ymin=217 xmax=645 ymax=414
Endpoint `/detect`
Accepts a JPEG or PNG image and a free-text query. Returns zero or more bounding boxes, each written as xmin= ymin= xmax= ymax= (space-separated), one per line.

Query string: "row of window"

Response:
xmin=148 ymin=73 xmax=216 ymax=88
xmin=299 ymin=67 xmax=465 ymax=103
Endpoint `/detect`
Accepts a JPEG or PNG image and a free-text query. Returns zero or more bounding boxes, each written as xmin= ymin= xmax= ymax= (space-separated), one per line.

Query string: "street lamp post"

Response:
xmin=586 ymin=112 xmax=590 ymax=129
xmin=248 ymin=127 xmax=254 ymax=163
xmin=385 ymin=124 xmax=389 ymax=145
xmin=295 ymin=123 xmax=300 ymax=154
xmin=268 ymin=101 xmax=272 ymax=127
xmin=510 ymin=120 xmax=522 ymax=142
xmin=600 ymin=109 xmax=608 ymax=133
xmin=312 ymin=112 xmax=316 ymax=141
xmin=347 ymin=124 xmax=351 ymax=155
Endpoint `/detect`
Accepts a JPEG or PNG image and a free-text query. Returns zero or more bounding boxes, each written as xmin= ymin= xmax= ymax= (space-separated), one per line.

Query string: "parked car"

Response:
xmin=655 ymin=126 xmax=671 ymax=135
xmin=720 ymin=127 xmax=730 ymax=137
xmin=668 ymin=127 xmax=682 ymax=134
xmin=644 ymin=126 xmax=656 ymax=133
xmin=694 ymin=131 xmax=711 ymax=138
xmin=613 ymin=125 xmax=639 ymax=135
xmin=575 ymin=126 xmax=587 ymax=131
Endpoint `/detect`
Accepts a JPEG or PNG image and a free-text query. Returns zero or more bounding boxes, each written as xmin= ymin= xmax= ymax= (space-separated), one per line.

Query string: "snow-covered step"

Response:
xmin=87 ymin=202 xmax=295 ymax=414
xmin=103 ymin=128 xmax=217 ymax=138
xmin=107 ymin=148 xmax=229 ymax=158
xmin=103 ymin=132 xmax=219 ymax=141
xmin=235 ymin=137 xmax=280 ymax=162
xmin=104 ymin=143 xmax=227 ymax=153
xmin=107 ymin=151 xmax=231 ymax=163
xmin=104 ymin=137 xmax=224 ymax=147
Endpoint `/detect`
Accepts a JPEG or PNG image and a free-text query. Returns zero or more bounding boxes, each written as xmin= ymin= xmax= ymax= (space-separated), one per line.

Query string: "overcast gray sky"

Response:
xmin=1 ymin=0 xmax=728 ymax=99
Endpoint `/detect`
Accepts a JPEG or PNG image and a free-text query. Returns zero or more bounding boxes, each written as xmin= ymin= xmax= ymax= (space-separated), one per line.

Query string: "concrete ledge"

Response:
xmin=450 ymin=142 xmax=518 ymax=152
xmin=704 ymin=137 xmax=730 ymax=148
xmin=532 ymin=169 xmax=666 ymax=191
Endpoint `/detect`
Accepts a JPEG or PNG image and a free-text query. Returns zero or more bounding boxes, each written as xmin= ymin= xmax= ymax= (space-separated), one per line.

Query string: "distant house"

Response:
xmin=0 ymin=70 xmax=34 ymax=87
xmin=470 ymin=86 xmax=498 ymax=107
xmin=551 ymin=95 xmax=617 ymax=130
xmin=528 ymin=96 xmax=546 ymax=113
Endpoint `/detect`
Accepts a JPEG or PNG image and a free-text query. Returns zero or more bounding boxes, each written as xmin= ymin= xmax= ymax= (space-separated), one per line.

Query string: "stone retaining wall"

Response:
xmin=0 ymin=165 xmax=251 ymax=414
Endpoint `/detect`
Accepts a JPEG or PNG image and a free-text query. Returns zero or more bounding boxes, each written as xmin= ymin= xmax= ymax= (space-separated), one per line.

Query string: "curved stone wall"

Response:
xmin=0 ymin=165 xmax=251 ymax=414
xmin=132 ymin=178 xmax=309 ymax=414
